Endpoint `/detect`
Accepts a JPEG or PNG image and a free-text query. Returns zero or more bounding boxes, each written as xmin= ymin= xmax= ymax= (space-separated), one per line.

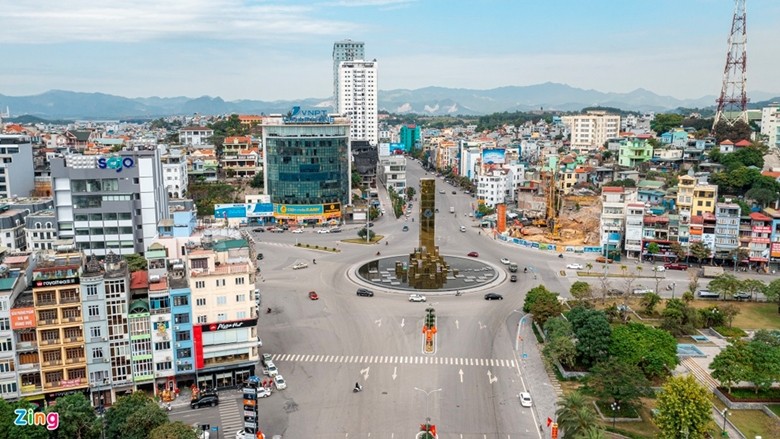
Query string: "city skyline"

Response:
xmin=1 ymin=0 xmax=779 ymax=101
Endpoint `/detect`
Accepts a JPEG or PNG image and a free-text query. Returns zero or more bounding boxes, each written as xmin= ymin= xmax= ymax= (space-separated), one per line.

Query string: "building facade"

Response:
xmin=51 ymin=150 xmax=169 ymax=256
xmin=178 ymin=127 xmax=213 ymax=147
xmin=378 ymin=156 xmax=406 ymax=192
xmin=332 ymin=39 xmax=365 ymax=112
xmin=562 ymin=111 xmax=620 ymax=151
xmin=714 ymin=203 xmax=741 ymax=260
xmin=262 ymin=120 xmax=350 ymax=224
xmin=338 ymin=60 xmax=378 ymax=145
xmin=161 ymin=148 xmax=188 ymax=199
xmin=0 ymin=135 xmax=35 ymax=198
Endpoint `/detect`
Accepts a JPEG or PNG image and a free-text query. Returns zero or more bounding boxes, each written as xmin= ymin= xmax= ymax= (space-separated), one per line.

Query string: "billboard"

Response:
xmin=10 ymin=308 xmax=36 ymax=329
xmin=389 ymin=143 xmax=407 ymax=154
xmin=482 ymin=148 xmax=506 ymax=165
xmin=274 ymin=204 xmax=324 ymax=216
xmin=246 ymin=203 xmax=274 ymax=217
xmin=214 ymin=204 xmax=247 ymax=219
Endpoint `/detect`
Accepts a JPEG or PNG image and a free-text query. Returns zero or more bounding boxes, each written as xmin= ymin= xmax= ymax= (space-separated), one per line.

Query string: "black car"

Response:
xmin=451 ymin=191 xmax=456 ymax=194
xmin=484 ymin=293 xmax=504 ymax=300
xmin=252 ymin=228 xmax=265 ymax=233
xmin=402 ymin=225 xmax=409 ymax=232
xmin=510 ymin=275 xmax=517 ymax=282
xmin=256 ymin=253 xmax=264 ymax=260
xmin=191 ymin=393 xmax=219 ymax=409
xmin=368 ymin=222 xmax=375 ymax=227
xmin=356 ymin=288 xmax=374 ymax=297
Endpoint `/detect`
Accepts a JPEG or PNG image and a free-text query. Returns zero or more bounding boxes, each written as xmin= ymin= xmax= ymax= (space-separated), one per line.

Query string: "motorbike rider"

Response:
xmin=354 ymin=382 xmax=362 ymax=391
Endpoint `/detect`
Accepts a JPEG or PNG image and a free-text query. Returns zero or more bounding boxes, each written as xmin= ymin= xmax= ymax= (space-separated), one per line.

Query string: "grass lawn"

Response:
xmin=341 ymin=235 xmax=385 ymax=245
xmin=600 ymin=397 xmax=660 ymax=439
xmin=768 ymin=404 xmax=780 ymax=417
xmin=711 ymin=396 xmax=780 ymax=438
xmin=685 ymin=300 xmax=780 ymax=330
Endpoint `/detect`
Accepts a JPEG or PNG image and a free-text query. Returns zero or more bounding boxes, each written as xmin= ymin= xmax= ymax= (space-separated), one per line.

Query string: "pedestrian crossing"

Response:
xmin=271 ymin=353 xmax=517 ymax=368
xmin=218 ymin=396 xmax=243 ymax=436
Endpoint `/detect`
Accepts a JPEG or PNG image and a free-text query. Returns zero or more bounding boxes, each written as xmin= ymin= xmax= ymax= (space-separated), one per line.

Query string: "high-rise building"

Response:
xmin=761 ymin=104 xmax=780 ymax=148
xmin=562 ymin=111 xmax=621 ymax=151
xmin=338 ymin=60 xmax=378 ymax=145
xmin=51 ymin=150 xmax=169 ymax=256
xmin=332 ymin=39 xmax=365 ymax=112
xmin=0 ymin=135 xmax=35 ymax=198
xmin=400 ymin=124 xmax=421 ymax=152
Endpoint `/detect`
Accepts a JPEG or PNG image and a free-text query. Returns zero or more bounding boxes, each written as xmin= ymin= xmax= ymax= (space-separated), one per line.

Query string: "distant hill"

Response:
xmin=0 ymin=83 xmax=777 ymax=119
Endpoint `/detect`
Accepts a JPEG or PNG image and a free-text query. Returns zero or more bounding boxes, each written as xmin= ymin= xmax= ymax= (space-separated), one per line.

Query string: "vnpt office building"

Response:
xmin=262 ymin=112 xmax=350 ymax=224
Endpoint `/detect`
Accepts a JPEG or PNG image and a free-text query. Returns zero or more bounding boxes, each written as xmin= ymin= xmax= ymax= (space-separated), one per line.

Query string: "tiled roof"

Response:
xmin=130 ymin=271 xmax=149 ymax=289
xmin=734 ymin=139 xmax=752 ymax=147
xmin=750 ymin=212 xmax=771 ymax=221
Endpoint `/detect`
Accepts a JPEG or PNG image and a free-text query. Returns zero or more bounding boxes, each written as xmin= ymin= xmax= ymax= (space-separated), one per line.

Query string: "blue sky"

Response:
xmin=1 ymin=0 xmax=778 ymax=101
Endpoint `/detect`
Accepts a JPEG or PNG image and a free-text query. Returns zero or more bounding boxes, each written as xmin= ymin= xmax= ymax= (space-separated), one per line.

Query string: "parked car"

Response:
xmin=439 ymin=190 xmax=445 ymax=194
xmin=451 ymin=191 xmax=457 ymax=194
xmin=257 ymin=387 xmax=272 ymax=398
xmin=261 ymin=353 xmax=273 ymax=367
xmin=607 ymin=288 xmax=623 ymax=296
xmin=510 ymin=275 xmax=517 ymax=282
xmin=292 ymin=262 xmax=308 ymax=270
xmin=308 ymin=291 xmax=319 ymax=300
xmin=652 ymin=266 xmax=666 ymax=272
xmin=409 ymin=294 xmax=427 ymax=302
xmin=519 ymin=392 xmax=533 ymax=407
xmin=256 ymin=253 xmax=264 ymax=260
xmin=252 ymin=228 xmax=265 ymax=233
xmin=273 ymin=375 xmax=287 ymax=390
xmin=500 ymin=258 xmax=510 ymax=265
xmin=632 ymin=287 xmax=654 ymax=295
xmin=467 ymin=251 xmax=479 ymax=257
xmin=663 ymin=263 xmax=689 ymax=270
xmin=733 ymin=292 xmax=751 ymax=301
xmin=191 ymin=393 xmax=219 ymax=409
xmin=263 ymin=361 xmax=278 ymax=377
xmin=329 ymin=228 xmax=342 ymax=233
xmin=317 ymin=229 xmax=330 ymax=234
xmin=270 ymin=228 xmax=285 ymax=233
xmin=402 ymin=225 xmax=409 ymax=232
xmin=356 ymin=288 xmax=374 ymax=297
xmin=698 ymin=289 xmax=720 ymax=298
xmin=566 ymin=263 xmax=583 ymax=270
xmin=291 ymin=229 xmax=303 ymax=234
xmin=595 ymin=256 xmax=613 ymax=263
xmin=484 ymin=293 xmax=504 ymax=300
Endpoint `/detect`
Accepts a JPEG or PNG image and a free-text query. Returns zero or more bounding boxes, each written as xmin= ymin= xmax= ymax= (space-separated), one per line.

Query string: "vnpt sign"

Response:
xmin=284 ymin=106 xmax=333 ymax=123
xmin=97 ymin=156 xmax=135 ymax=172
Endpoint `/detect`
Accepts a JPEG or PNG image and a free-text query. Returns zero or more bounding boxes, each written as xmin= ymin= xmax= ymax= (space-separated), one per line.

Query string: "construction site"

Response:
xmin=504 ymin=170 xmax=602 ymax=247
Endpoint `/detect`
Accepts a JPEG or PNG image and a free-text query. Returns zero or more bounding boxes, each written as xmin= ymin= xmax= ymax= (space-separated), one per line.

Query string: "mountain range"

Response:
xmin=1 ymin=83 xmax=778 ymax=120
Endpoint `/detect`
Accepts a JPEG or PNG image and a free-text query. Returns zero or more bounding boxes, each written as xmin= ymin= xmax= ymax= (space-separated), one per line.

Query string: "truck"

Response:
xmin=449 ymin=206 xmax=455 ymax=214
xmin=508 ymin=263 xmax=518 ymax=273
xmin=701 ymin=266 xmax=724 ymax=278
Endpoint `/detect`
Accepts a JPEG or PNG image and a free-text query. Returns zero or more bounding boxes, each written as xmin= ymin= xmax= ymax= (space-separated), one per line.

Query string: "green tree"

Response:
xmin=523 ymin=285 xmax=555 ymax=313
xmin=669 ymin=241 xmax=686 ymax=260
xmin=570 ymin=281 xmax=593 ymax=301
xmin=529 ymin=291 xmax=563 ymax=326
xmin=250 ymin=173 xmax=264 ymax=189
xmin=713 ymin=119 xmax=753 ymax=144
xmin=368 ymin=206 xmax=380 ymax=221
xmin=752 ymin=329 xmax=780 ymax=347
xmin=405 ymin=186 xmax=416 ymax=200
xmin=586 ymin=357 xmax=650 ymax=408
xmin=661 ymin=299 xmax=699 ymax=336
xmin=351 ymin=169 xmax=362 ymax=189
xmin=739 ymin=278 xmax=766 ymax=301
xmin=646 ymin=242 xmax=660 ymax=259
xmin=610 ymin=323 xmax=678 ymax=378
xmin=149 ymin=421 xmax=199 ymax=439
xmin=585 ymin=263 xmax=593 ymax=274
xmin=0 ymin=399 xmax=48 ymax=439
xmin=650 ymin=113 xmax=684 ymax=134
xmin=689 ymin=241 xmax=711 ymax=265
xmin=746 ymin=335 xmax=780 ymax=393
xmin=544 ymin=333 xmax=577 ymax=367
xmin=555 ymin=391 xmax=598 ymax=439
xmin=710 ymin=340 xmax=750 ymax=393
xmin=544 ymin=316 xmax=573 ymax=340
xmin=124 ymin=254 xmax=148 ymax=272
xmin=357 ymin=227 xmax=376 ymax=241
xmin=568 ymin=307 xmax=612 ymax=367
xmin=708 ymin=274 xmax=741 ymax=300
xmin=655 ymin=375 xmax=713 ymax=439
xmin=476 ymin=203 xmax=495 ymax=217
xmin=49 ymin=393 xmax=101 ymax=439
xmin=640 ymin=293 xmax=661 ymax=314
xmin=764 ymin=278 xmax=780 ymax=313
xmin=105 ymin=392 xmax=168 ymax=439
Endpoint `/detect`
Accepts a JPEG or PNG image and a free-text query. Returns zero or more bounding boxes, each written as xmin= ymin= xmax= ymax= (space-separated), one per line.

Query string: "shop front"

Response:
xmin=196 ymin=363 xmax=255 ymax=391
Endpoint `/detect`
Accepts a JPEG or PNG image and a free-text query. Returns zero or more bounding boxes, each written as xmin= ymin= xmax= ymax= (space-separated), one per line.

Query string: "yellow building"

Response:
xmin=692 ymin=184 xmax=718 ymax=217
xmin=32 ymin=251 xmax=88 ymax=404
xmin=676 ymin=175 xmax=695 ymax=214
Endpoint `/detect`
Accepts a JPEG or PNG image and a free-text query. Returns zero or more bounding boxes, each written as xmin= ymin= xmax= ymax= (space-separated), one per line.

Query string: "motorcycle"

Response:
xmin=455 ymin=291 xmax=462 ymax=296
xmin=313 ymin=259 xmax=316 ymax=265
xmin=353 ymin=383 xmax=362 ymax=393
xmin=266 ymin=308 xmax=272 ymax=314
xmin=376 ymin=251 xmax=381 ymax=256
xmin=558 ymin=254 xmax=564 ymax=258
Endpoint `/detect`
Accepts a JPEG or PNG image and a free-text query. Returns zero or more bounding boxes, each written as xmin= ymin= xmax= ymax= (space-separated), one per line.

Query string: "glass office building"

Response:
xmin=262 ymin=120 xmax=350 ymax=224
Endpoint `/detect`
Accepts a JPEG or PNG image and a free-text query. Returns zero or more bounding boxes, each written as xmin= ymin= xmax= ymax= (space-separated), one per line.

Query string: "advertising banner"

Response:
xmin=482 ymin=148 xmax=506 ymax=165
xmin=214 ymin=204 xmax=247 ymax=219
xmin=389 ymin=143 xmax=407 ymax=154
xmin=200 ymin=318 xmax=257 ymax=333
xmin=246 ymin=203 xmax=274 ymax=217
xmin=771 ymin=242 xmax=780 ymax=258
xmin=10 ymin=308 xmax=36 ymax=329
xmin=323 ymin=203 xmax=341 ymax=214
xmin=33 ymin=277 xmax=79 ymax=288
xmin=274 ymin=204 xmax=324 ymax=216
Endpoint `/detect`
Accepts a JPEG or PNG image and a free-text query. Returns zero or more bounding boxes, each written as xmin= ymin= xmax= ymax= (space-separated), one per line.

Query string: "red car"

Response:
xmin=663 ymin=263 xmax=689 ymax=270
xmin=467 ymin=251 xmax=479 ymax=257
xmin=308 ymin=291 xmax=319 ymax=300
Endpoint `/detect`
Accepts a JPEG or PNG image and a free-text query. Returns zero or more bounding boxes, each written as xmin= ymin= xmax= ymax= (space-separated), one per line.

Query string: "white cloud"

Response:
xmin=0 ymin=0 xmax=362 ymax=43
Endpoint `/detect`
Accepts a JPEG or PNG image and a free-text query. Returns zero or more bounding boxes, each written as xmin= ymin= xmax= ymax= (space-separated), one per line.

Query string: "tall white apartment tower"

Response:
xmin=338 ymin=60 xmax=378 ymax=145
xmin=333 ymin=40 xmax=365 ymax=112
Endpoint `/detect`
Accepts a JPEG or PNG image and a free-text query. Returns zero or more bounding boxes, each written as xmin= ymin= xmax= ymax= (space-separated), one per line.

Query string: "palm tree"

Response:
xmin=586 ymin=263 xmax=593 ymax=274
xmin=556 ymin=391 xmax=598 ymax=438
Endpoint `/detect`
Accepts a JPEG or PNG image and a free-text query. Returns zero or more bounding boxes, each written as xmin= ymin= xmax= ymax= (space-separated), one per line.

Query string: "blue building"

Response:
xmin=400 ymin=124 xmax=421 ymax=152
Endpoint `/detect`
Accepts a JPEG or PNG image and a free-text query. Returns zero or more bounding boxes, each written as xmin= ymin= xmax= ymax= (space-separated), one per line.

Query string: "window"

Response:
xmin=237 ymin=311 xmax=247 ymax=319
xmin=175 ymin=331 xmax=191 ymax=342
xmin=0 ymin=339 xmax=12 ymax=352
xmin=197 ymin=315 xmax=207 ymax=323
xmin=173 ymin=296 xmax=189 ymax=306
xmin=89 ymin=326 xmax=102 ymax=338
xmin=156 ymin=361 xmax=172 ymax=371
xmin=85 ymin=284 xmax=98 ymax=297
xmin=154 ymin=341 xmax=171 ymax=351
xmin=217 ymin=313 xmax=227 ymax=321
xmin=215 ymin=279 xmax=225 ymax=287
xmin=92 ymin=347 xmax=104 ymax=359
xmin=0 ymin=318 xmax=8 ymax=331
xmin=235 ymin=277 xmax=245 ymax=285
xmin=196 ymin=298 xmax=206 ymax=306
xmin=195 ymin=281 xmax=205 ymax=289
xmin=216 ymin=296 xmax=226 ymax=305
xmin=173 ymin=313 xmax=189 ymax=324
xmin=236 ymin=294 xmax=245 ymax=302
xmin=88 ymin=305 xmax=100 ymax=317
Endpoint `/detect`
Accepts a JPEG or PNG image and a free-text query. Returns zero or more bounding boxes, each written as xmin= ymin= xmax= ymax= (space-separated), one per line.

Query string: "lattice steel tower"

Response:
xmin=714 ymin=0 xmax=748 ymax=128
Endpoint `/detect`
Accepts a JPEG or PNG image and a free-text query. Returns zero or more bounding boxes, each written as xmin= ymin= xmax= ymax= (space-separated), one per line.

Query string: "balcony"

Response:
xmin=16 ymin=341 xmax=37 ymax=350
xmin=42 ymin=359 xmax=63 ymax=367
xmin=60 ymin=296 xmax=80 ymax=304
xmin=62 ymin=316 xmax=82 ymax=323
xmin=36 ymin=299 xmax=57 ymax=306
xmin=18 ymin=362 xmax=39 ymax=371
xmin=64 ymin=336 xmax=84 ymax=343
xmin=38 ymin=319 xmax=59 ymax=326
xmin=150 ymin=307 xmax=171 ymax=315
xmin=65 ymin=357 xmax=85 ymax=364
xmin=41 ymin=338 xmax=61 ymax=345
xmin=20 ymin=384 xmax=42 ymax=394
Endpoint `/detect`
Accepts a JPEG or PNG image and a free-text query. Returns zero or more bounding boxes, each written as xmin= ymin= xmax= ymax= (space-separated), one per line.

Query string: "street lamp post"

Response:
xmin=413 ymin=387 xmax=442 ymax=424
xmin=721 ymin=408 xmax=729 ymax=435
xmin=672 ymin=282 xmax=676 ymax=300
xmin=610 ymin=402 xmax=620 ymax=429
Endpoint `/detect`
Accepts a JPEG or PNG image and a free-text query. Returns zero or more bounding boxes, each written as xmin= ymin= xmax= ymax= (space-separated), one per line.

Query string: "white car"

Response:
xmin=409 ymin=294 xmax=427 ymax=302
xmin=264 ymin=361 xmax=278 ymax=376
xmin=633 ymin=288 xmax=654 ymax=295
xmin=291 ymin=229 xmax=304 ymax=234
xmin=273 ymin=374 xmax=287 ymax=390
xmin=236 ymin=430 xmax=246 ymax=439
xmin=292 ymin=262 xmax=308 ymax=270
xmin=652 ymin=266 xmax=666 ymax=272
xmin=257 ymin=387 xmax=272 ymax=398
xmin=500 ymin=258 xmax=511 ymax=265
xmin=519 ymin=392 xmax=533 ymax=407
xmin=566 ymin=263 xmax=584 ymax=270
xmin=317 ymin=229 xmax=330 ymax=234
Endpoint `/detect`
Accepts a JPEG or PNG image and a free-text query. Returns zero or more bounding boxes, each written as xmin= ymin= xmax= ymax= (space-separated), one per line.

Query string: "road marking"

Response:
xmin=392 ymin=366 xmax=397 ymax=380
xmin=487 ymin=370 xmax=498 ymax=384
xmin=401 ymin=318 xmax=405 ymax=327
xmin=360 ymin=367 xmax=370 ymax=380
xmin=455 ymin=319 xmax=459 ymax=329
xmin=218 ymin=395 xmax=243 ymax=434
xmin=459 ymin=368 xmax=464 ymax=383
xmin=374 ymin=319 xmax=382 ymax=327
xmin=478 ymin=321 xmax=486 ymax=329
xmin=269 ymin=354 xmax=518 ymax=368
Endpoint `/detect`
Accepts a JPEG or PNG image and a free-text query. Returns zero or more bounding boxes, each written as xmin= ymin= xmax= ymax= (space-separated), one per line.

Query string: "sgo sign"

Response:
xmin=97 ymin=156 xmax=135 ymax=173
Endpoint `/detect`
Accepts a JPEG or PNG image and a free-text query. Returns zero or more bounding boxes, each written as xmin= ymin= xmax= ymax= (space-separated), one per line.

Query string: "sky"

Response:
xmin=1 ymin=0 xmax=779 ymax=101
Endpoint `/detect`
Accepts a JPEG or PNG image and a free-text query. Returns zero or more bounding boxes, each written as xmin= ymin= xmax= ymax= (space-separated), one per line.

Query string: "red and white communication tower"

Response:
xmin=713 ymin=0 xmax=749 ymax=128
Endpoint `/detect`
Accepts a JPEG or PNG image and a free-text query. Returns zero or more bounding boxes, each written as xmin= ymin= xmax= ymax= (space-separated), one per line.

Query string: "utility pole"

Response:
xmin=713 ymin=0 xmax=748 ymax=128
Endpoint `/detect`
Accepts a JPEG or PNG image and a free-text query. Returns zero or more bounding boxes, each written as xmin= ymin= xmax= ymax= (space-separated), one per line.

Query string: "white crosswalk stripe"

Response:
xmin=218 ymin=396 xmax=243 ymax=434
xmin=267 ymin=354 xmax=517 ymax=368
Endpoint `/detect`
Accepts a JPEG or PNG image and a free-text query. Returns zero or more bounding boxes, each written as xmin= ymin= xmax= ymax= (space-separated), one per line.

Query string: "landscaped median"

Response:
xmin=575 ymin=271 xmax=662 ymax=279
xmin=294 ymin=243 xmax=341 ymax=252
xmin=341 ymin=235 xmax=385 ymax=245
